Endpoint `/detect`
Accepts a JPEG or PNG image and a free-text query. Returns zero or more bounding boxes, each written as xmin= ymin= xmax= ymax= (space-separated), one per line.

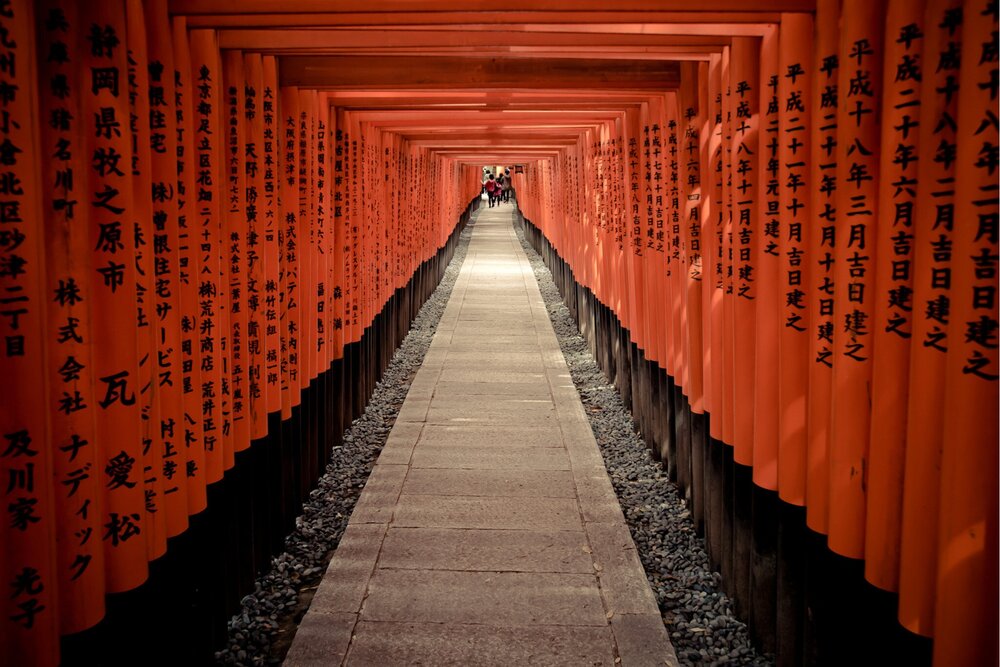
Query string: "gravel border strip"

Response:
xmin=216 ymin=214 xmax=476 ymax=667
xmin=513 ymin=218 xmax=774 ymax=667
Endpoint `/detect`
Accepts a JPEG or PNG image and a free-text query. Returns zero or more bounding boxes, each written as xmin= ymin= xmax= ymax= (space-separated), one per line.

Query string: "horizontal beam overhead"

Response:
xmin=281 ymin=55 xmax=681 ymax=89
xmin=350 ymin=108 xmax=627 ymax=120
xmin=171 ymin=0 xmax=813 ymax=14
xmin=182 ymin=11 xmax=786 ymax=28
xmin=217 ymin=28 xmax=731 ymax=50
xmin=239 ymin=48 xmax=715 ymax=62
xmin=325 ymin=90 xmax=664 ymax=105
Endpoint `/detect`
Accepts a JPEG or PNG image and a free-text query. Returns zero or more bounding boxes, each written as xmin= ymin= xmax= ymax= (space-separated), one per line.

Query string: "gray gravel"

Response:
xmin=215 ymin=212 xmax=476 ymax=666
xmin=513 ymin=216 xmax=774 ymax=667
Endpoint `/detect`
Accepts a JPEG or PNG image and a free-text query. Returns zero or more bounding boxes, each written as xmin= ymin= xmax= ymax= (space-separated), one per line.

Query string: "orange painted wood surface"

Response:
xmin=898 ymin=0 xmax=962 ymax=637
xmin=933 ymin=1 xmax=999 ymax=664
xmin=864 ymin=0 xmax=926 ymax=594
xmin=776 ymin=12 xmax=812 ymax=507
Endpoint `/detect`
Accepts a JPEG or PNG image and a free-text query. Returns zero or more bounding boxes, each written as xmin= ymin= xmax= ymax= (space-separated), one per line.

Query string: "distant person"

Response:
xmin=484 ymin=173 xmax=497 ymax=208
xmin=495 ymin=171 xmax=505 ymax=207
xmin=502 ymin=168 xmax=513 ymax=202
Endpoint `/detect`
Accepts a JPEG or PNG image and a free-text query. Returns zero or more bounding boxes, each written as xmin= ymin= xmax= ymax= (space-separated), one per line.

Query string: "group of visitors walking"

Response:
xmin=483 ymin=169 xmax=513 ymax=207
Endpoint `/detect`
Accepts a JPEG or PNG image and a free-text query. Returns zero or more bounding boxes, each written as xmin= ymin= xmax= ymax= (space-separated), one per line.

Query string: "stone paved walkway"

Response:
xmin=285 ymin=203 xmax=678 ymax=666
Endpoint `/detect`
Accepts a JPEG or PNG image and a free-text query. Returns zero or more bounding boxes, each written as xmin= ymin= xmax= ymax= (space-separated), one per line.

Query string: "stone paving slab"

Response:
xmin=307 ymin=524 xmax=388 ymax=614
xmin=428 ymin=395 xmax=555 ymax=410
xmin=348 ymin=464 xmax=407 ymax=524
xmin=441 ymin=341 xmax=545 ymax=353
xmin=453 ymin=317 xmax=537 ymax=326
xmin=417 ymin=423 xmax=564 ymax=448
xmin=611 ymin=614 xmax=682 ymax=667
xmin=401 ymin=467 xmax=576 ymax=497
xmin=431 ymin=380 xmax=554 ymax=397
xmin=456 ymin=298 xmax=529 ymax=306
xmin=457 ymin=307 xmax=535 ymax=318
xmin=409 ymin=443 xmax=570 ymax=470
xmin=391 ymin=494 xmax=581 ymax=530
xmin=433 ymin=361 xmax=552 ymax=376
xmin=437 ymin=350 xmax=545 ymax=364
xmin=587 ymin=521 xmax=663 ymax=615
xmin=282 ymin=611 xmax=358 ymax=666
xmin=377 ymin=527 xmax=593 ymax=572
xmin=452 ymin=324 xmax=539 ymax=337
xmin=423 ymin=408 xmax=558 ymax=426
xmin=360 ymin=570 xmax=608 ymax=626
xmin=286 ymin=205 xmax=674 ymax=667
xmin=442 ymin=333 xmax=540 ymax=345
xmin=394 ymin=401 xmax=430 ymax=423
xmin=345 ymin=622 xmax=617 ymax=666
xmin=437 ymin=369 xmax=548 ymax=384
xmin=377 ymin=422 xmax=424 ymax=466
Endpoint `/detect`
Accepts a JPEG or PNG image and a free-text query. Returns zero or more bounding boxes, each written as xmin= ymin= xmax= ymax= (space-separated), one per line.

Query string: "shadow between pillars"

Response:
xmin=516 ymin=211 xmax=932 ymax=667
xmin=59 ymin=201 xmax=476 ymax=667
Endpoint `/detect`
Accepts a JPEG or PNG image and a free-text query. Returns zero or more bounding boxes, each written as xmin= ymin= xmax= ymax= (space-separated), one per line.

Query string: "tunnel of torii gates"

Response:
xmin=0 ymin=0 xmax=996 ymax=665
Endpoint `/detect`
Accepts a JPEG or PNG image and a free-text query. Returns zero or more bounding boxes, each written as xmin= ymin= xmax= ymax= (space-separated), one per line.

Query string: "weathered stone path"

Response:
xmin=286 ymin=203 xmax=677 ymax=666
